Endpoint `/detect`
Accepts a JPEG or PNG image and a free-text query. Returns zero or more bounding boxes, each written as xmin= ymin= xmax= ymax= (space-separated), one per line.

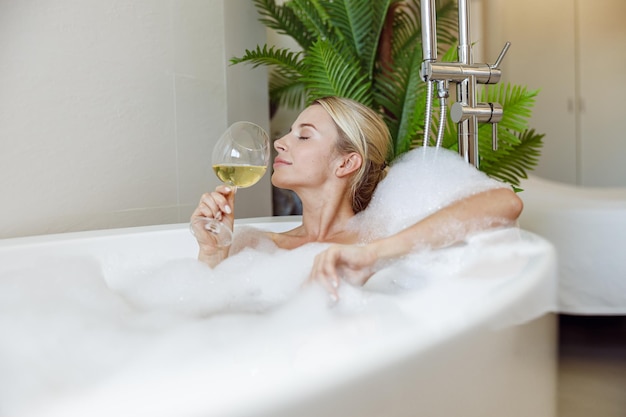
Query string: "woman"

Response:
xmin=191 ymin=96 xmax=523 ymax=300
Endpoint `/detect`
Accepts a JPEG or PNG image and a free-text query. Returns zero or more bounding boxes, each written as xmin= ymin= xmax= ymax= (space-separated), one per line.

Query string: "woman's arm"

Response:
xmin=309 ymin=187 xmax=523 ymax=298
xmin=368 ymin=187 xmax=522 ymax=259
xmin=191 ymin=185 xmax=236 ymax=267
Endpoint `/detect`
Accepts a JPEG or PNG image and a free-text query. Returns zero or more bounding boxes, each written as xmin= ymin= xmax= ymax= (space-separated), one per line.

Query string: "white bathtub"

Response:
xmin=519 ymin=176 xmax=626 ymax=314
xmin=0 ymin=217 xmax=557 ymax=417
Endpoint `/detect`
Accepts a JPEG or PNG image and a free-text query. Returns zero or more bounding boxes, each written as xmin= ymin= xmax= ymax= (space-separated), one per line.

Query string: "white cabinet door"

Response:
xmin=578 ymin=0 xmax=626 ymax=186
xmin=485 ymin=0 xmax=578 ymax=184
xmin=485 ymin=0 xmax=626 ymax=186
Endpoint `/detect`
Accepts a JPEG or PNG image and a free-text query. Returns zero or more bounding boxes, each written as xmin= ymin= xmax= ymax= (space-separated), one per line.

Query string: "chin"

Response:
xmin=271 ymin=173 xmax=291 ymax=190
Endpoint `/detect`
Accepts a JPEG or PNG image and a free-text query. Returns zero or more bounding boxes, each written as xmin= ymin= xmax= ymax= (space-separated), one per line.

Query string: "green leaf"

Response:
xmin=253 ymin=0 xmax=316 ymax=49
xmin=301 ymin=40 xmax=373 ymax=105
xmin=479 ymin=129 xmax=545 ymax=185
xmin=287 ymin=0 xmax=332 ymax=36
xmin=230 ymin=45 xmax=304 ymax=75
xmin=326 ymin=0 xmax=392 ymax=76
xmin=269 ymin=71 xmax=307 ymax=109
xmin=481 ymin=83 xmax=539 ymax=134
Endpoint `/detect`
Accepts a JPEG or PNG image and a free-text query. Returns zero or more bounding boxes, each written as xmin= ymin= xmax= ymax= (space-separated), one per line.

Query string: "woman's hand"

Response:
xmin=190 ymin=185 xmax=236 ymax=266
xmin=308 ymin=243 xmax=379 ymax=301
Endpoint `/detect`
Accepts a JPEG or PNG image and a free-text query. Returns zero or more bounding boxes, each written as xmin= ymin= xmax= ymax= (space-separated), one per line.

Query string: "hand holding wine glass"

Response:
xmin=191 ymin=121 xmax=270 ymax=248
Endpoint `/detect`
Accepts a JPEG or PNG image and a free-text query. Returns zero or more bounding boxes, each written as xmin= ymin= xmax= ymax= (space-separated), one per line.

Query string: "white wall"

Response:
xmin=0 ymin=0 xmax=271 ymax=239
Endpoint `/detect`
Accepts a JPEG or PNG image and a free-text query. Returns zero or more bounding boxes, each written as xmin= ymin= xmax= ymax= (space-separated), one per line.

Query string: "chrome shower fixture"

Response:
xmin=420 ymin=0 xmax=510 ymax=167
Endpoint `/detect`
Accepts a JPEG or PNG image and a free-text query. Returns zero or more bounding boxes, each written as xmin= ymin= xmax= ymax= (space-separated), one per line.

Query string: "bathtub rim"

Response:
xmin=0 ymin=216 xmax=558 ymax=417
xmin=0 ymin=215 xmax=304 ymax=249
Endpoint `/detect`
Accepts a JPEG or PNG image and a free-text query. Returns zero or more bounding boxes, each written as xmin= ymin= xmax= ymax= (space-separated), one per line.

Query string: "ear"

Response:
xmin=336 ymin=152 xmax=362 ymax=178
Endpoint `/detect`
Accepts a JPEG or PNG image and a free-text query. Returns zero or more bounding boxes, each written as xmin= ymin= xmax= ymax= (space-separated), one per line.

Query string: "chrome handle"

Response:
xmin=492 ymin=41 xmax=512 ymax=70
xmin=492 ymin=123 xmax=498 ymax=151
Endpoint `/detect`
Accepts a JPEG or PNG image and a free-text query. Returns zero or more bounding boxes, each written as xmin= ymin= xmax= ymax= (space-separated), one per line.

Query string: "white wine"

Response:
xmin=213 ymin=164 xmax=267 ymax=188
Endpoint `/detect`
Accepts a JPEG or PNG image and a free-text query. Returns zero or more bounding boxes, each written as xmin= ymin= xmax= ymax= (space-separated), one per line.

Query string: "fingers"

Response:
xmin=309 ymin=248 xmax=341 ymax=301
xmin=190 ymin=186 xmax=237 ymax=250
xmin=308 ymin=244 xmax=378 ymax=302
xmin=192 ymin=186 xmax=235 ymax=221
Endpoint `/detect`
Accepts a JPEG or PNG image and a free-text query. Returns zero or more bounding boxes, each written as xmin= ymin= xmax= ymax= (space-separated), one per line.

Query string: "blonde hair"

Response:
xmin=313 ymin=96 xmax=391 ymax=213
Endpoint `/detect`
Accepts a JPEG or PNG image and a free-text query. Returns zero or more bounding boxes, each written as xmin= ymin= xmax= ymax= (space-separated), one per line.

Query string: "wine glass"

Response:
xmin=191 ymin=121 xmax=270 ymax=247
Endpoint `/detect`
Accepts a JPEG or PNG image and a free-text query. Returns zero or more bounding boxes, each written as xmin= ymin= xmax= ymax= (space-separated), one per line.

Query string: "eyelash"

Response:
xmin=287 ymin=128 xmax=309 ymax=140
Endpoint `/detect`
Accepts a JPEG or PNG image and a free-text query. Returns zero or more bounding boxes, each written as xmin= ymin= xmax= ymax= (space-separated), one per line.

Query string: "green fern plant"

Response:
xmin=232 ymin=0 xmax=543 ymax=186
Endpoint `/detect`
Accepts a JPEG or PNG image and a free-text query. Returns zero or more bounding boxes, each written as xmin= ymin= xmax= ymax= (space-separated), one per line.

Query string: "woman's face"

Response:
xmin=272 ymin=104 xmax=342 ymax=190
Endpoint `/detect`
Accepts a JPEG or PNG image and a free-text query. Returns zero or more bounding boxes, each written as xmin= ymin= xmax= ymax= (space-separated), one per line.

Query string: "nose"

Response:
xmin=274 ymin=134 xmax=287 ymax=152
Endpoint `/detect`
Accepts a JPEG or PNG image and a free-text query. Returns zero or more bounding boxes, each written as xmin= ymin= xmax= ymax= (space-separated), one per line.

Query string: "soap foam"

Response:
xmin=0 ymin=147 xmax=546 ymax=417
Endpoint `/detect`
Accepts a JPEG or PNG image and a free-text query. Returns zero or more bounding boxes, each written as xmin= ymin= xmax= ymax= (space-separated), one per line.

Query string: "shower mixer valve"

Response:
xmin=451 ymin=101 xmax=503 ymax=151
xmin=421 ymin=41 xmax=511 ymax=150
xmin=421 ymin=42 xmax=510 ymax=84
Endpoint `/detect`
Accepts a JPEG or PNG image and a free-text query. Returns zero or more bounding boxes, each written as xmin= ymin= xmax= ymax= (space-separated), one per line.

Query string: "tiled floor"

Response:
xmin=558 ymin=315 xmax=626 ymax=417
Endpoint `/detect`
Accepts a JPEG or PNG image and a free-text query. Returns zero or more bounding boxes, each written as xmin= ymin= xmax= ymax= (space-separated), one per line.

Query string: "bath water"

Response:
xmin=0 ymin=147 xmax=546 ymax=417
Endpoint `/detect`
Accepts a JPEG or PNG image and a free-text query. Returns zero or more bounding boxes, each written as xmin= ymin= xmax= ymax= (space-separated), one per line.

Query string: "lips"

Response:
xmin=273 ymin=157 xmax=291 ymax=168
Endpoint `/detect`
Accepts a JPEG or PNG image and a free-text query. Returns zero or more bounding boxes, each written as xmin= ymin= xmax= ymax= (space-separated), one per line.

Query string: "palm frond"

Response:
xmin=268 ymin=72 xmax=307 ymax=109
xmin=302 ymin=40 xmax=373 ymax=105
xmin=479 ymin=129 xmax=545 ymax=185
xmin=231 ymin=44 xmax=307 ymax=109
xmin=325 ymin=0 xmax=371 ymax=55
xmin=378 ymin=47 xmax=425 ymax=156
xmin=390 ymin=1 xmax=421 ymax=59
xmin=374 ymin=68 xmax=407 ymax=151
xmin=368 ymin=0 xmax=397 ymax=72
xmin=325 ymin=0 xmax=391 ymax=76
xmin=481 ymin=83 xmax=539 ymax=134
xmin=285 ymin=0 xmax=337 ymax=44
xmin=252 ymin=0 xmax=316 ymax=49
xmin=230 ymin=45 xmax=304 ymax=75
xmin=373 ymin=63 xmax=406 ymax=120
